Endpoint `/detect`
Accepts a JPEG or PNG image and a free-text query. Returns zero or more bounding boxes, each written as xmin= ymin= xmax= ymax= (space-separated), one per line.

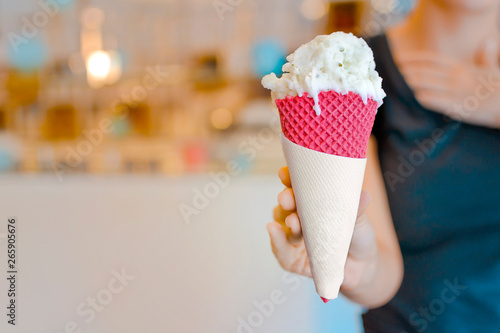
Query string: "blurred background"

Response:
xmin=0 ymin=0 xmax=413 ymax=332
xmin=0 ymin=0 xmax=416 ymax=175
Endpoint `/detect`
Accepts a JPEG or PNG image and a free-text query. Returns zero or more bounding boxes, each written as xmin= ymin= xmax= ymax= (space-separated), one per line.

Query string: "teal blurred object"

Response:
xmin=252 ymin=38 xmax=286 ymax=77
xmin=0 ymin=151 xmax=15 ymax=171
xmin=58 ymin=0 xmax=77 ymax=9
xmin=395 ymin=0 xmax=416 ymax=14
xmin=117 ymin=49 xmax=129 ymax=69
xmin=111 ymin=118 xmax=131 ymax=137
xmin=233 ymin=153 xmax=253 ymax=173
xmin=7 ymin=37 xmax=48 ymax=71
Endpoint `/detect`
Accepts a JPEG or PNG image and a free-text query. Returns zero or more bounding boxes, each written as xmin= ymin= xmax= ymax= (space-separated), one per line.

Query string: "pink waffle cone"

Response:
xmin=276 ymin=91 xmax=377 ymax=158
xmin=276 ymin=90 xmax=378 ymax=301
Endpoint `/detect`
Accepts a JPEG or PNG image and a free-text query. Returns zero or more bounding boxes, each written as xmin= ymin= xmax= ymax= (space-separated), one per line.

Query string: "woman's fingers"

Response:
xmin=273 ymin=204 xmax=303 ymax=245
xmin=398 ymin=51 xmax=459 ymax=68
xmin=402 ymin=68 xmax=453 ymax=93
xmin=402 ymin=66 xmax=451 ymax=79
xmin=285 ymin=212 xmax=302 ymax=237
xmin=278 ymin=166 xmax=291 ymax=188
xmin=414 ymin=91 xmax=456 ymax=116
xmin=278 ymin=187 xmax=296 ymax=211
xmin=266 ymin=221 xmax=308 ymax=275
xmin=266 ymin=222 xmax=296 ymax=270
xmin=273 ymin=205 xmax=290 ymax=223
xmin=476 ymin=37 xmax=499 ymax=68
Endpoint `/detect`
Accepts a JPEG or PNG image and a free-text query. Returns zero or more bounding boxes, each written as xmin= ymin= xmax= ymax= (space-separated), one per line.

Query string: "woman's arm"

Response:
xmin=340 ymin=136 xmax=404 ymax=308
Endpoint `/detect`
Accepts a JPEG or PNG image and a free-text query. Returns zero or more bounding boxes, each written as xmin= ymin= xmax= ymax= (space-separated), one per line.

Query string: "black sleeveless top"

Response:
xmin=362 ymin=34 xmax=500 ymax=332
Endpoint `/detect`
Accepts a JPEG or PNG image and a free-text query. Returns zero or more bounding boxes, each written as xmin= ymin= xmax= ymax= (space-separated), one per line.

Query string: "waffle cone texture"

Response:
xmin=276 ymin=91 xmax=377 ymax=158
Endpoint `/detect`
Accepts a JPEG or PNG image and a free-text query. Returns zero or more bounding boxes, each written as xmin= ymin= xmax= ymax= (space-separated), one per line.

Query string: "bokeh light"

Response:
xmin=87 ymin=51 xmax=111 ymax=80
xmin=80 ymin=7 xmax=105 ymax=29
xmin=301 ymin=0 xmax=328 ymax=20
xmin=210 ymin=108 xmax=233 ymax=130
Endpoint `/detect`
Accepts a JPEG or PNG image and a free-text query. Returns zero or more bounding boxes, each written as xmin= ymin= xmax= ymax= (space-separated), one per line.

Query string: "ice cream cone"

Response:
xmin=262 ymin=31 xmax=384 ymax=301
xmin=277 ymin=90 xmax=377 ymax=300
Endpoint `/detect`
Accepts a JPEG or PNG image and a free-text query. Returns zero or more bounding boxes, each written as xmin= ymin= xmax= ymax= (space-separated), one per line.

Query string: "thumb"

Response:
xmin=476 ymin=37 xmax=499 ymax=68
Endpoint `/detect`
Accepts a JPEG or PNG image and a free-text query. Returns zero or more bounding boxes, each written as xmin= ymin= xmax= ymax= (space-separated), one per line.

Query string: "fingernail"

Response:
xmin=277 ymin=190 xmax=284 ymax=204
xmin=284 ymin=215 xmax=291 ymax=228
xmin=286 ymin=214 xmax=298 ymax=234
xmin=278 ymin=189 xmax=288 ymax=206
xmin=278 ymin=168 xmax=285 ymax=180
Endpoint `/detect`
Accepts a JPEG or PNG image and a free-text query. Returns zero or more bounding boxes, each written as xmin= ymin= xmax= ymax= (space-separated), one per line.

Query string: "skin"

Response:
xmin=267 ymin=0 xmax=500 ymax=308
xmin=388 ymin=0 xmax=500 ymax=127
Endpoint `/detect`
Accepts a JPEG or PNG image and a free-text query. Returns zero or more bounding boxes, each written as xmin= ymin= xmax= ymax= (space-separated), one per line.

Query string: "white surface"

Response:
xmin=282 ymin=135 xmax=366 ymax=299
xmin=0 ymin=174 xmax=320 ymax=333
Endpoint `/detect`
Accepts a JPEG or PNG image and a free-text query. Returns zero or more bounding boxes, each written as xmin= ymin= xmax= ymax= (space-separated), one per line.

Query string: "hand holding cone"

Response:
xmin=262 ymin=32 xmax=384 ymax=301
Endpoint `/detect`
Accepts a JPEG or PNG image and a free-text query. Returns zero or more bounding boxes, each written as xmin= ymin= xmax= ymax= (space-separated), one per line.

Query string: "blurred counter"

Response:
xmin=0 ymin=174 xmax=361 ymax=332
